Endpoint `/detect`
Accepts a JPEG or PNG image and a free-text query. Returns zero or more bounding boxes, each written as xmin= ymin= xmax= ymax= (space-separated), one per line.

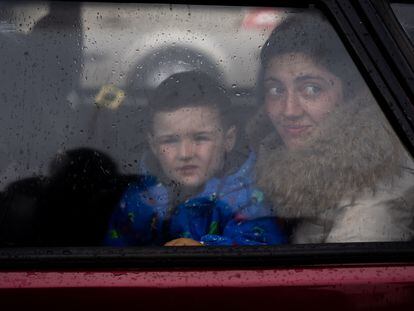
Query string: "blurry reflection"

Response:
xmin=0 ymin=148 xmax=135 ymax=246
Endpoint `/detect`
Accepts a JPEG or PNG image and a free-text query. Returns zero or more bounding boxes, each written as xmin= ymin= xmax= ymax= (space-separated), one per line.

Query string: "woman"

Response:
xmin=254 ymin=11 xmax=414 ymax=243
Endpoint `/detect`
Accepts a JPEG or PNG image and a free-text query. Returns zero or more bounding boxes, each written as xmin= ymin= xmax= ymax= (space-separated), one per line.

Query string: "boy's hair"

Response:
xmin=147 ymin=71 xmax=234 ymax=132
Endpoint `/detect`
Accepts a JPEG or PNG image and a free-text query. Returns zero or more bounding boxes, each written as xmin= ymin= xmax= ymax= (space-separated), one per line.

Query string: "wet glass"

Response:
xmin=0 ymin=1 xmax=412 ymax=247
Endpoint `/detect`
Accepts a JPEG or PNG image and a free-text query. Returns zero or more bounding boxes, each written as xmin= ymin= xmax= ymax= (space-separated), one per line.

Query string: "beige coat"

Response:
xmin=294 ymin=163 xmax=414 ymax=243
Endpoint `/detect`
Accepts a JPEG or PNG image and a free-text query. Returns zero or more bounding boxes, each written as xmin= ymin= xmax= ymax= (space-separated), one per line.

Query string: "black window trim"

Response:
xmin=324 ymin=0 xmax=414 ymax=157
xmin=1 ymin=0 xmax=413 ymax=270
xmin=1 ymin=242 xmax=414 ymax=269
xmin=383 ymin=1 xmax=414 ymax=71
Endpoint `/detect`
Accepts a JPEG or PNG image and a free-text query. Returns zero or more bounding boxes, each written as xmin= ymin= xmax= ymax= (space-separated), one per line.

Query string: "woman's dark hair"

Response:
xmin=147 ymin=70 xmax=234 ymax=131
xmin=259 ymin=11 xmax=363 ymax=102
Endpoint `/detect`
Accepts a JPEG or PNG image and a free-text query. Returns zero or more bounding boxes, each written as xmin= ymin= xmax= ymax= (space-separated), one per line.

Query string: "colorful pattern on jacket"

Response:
xmin=105 ymin=153 xmax=286 ymax=246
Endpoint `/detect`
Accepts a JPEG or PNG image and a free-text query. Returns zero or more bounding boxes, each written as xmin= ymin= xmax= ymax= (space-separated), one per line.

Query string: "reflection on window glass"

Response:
xmin=0 ymin=2 xmax=413 ymax=247
xmin=391 ymin=3 xmax=414 ymax=44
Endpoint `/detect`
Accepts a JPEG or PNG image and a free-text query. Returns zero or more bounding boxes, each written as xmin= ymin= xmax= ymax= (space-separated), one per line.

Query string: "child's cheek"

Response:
xmin=158 ymin=147 xmax=177 ymax=173
xmin=202 ymin=143 xmax=222 ymax=177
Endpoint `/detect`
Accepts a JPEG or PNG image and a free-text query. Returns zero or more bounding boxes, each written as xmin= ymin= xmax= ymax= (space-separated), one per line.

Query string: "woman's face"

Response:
xmin=264 ymin=52 xmax=344 ymax=150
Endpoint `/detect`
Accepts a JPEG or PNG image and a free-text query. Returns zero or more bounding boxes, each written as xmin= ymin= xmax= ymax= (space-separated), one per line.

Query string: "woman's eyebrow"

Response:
xmin=295 ymin=75 xmax=326 ymax=83
xmin=263 ymin=76 xmax=280 ymax=83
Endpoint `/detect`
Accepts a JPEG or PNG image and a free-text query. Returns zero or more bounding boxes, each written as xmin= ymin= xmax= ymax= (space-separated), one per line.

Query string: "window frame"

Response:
xmin=0 ymin=0 xmax=413 ymax=270
xmin=1 ymin=242 xmax=414 ymax=269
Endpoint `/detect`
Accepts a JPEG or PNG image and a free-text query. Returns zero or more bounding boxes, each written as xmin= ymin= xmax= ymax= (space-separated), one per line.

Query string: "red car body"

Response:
xmin=1 ymin=265 xmax=414 ymax=309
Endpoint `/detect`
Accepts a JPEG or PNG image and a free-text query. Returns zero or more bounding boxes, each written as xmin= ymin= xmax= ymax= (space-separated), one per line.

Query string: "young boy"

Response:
xmin=105 ymin=71 xmax=285 ymax=246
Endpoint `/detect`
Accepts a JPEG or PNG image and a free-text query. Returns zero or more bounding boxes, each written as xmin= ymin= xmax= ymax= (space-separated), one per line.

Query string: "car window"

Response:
xmin=391 ymin=2 xmax=414 ymax=44
xmin=0 ymin=1 xmax=413 ymax=248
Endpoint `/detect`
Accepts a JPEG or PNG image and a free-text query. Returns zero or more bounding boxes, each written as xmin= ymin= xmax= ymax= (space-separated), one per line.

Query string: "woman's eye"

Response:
xmin=303 ymin=84 xmax=322 ymax=97
xmin=266 ymin=86 xmax=284 ymax=97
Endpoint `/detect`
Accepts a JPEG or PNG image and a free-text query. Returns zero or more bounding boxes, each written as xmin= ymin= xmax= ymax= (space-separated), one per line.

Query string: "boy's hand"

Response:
xmin=164 ymin=238 xmax=203 ymax=246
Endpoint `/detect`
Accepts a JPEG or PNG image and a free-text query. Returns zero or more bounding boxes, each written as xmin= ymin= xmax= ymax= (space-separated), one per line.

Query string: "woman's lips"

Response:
xmin=283 ymin=124 xmax=312 ymax=136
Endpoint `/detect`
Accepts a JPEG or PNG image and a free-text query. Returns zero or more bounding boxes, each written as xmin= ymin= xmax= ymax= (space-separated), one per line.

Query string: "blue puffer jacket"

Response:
xmin=105 ymin=153 xmax=286 ymax=246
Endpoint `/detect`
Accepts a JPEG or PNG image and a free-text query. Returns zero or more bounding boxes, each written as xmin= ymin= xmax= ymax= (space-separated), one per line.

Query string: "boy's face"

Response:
xmin=149 ymin=106 xmax=236 ymax=190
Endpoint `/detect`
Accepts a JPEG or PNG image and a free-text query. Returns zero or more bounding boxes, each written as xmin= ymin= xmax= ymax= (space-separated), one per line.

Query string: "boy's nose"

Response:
xmin=178 ymin=139 xmax=194 ymax=159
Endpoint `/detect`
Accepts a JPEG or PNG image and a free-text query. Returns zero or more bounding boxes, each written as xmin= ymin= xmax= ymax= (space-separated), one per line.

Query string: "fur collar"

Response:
xmin=256 ymin=92 xmax=406 ymax=219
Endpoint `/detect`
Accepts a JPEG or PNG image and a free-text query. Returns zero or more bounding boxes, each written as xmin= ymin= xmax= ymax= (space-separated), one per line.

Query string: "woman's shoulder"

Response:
xmin=326 ymin=167 xmax=414 ymax=243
